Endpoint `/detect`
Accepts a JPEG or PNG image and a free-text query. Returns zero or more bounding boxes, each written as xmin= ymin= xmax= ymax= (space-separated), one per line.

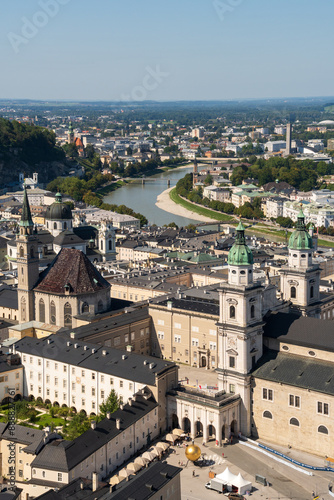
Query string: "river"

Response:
xmin=103 ymin=165 xmax=197 ymax=227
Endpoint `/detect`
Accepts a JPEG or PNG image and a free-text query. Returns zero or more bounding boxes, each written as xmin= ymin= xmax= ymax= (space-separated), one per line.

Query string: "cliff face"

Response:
xmin=0 ymin=156 xmax=72 ymax=185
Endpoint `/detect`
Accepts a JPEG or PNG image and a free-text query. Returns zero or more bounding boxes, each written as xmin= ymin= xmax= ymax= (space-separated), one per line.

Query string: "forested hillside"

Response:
xmin=0 ymin=118 xmax=68 ymax=184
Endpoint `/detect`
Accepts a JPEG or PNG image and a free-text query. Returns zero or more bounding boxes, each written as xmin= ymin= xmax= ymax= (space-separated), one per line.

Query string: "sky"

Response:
xmin=1 ymin=0 xmax=333 ymax=101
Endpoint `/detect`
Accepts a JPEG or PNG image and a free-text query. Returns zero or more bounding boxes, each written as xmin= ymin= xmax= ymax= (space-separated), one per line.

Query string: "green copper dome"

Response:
xmin=288 ymin=209 xmax=313 ymax=250
xmin=228 ymin=221 xmax=254 ymax=266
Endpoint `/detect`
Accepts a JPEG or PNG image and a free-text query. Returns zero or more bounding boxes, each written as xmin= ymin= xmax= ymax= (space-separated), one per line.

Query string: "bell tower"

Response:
xmin=217 ymin=222 xmax=265 ymax=436
xmin=279 ymin=209 xmax=321 ymax=317
xmin=16 ymin=185 xmax=39 ymax=323
xmin=98 ymin=220 xmax=116 ymax=262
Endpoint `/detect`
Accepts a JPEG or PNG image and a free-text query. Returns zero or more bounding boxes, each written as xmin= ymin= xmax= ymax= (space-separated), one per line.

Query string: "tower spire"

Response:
xmin=20 ymin=184 xmax=33 ymax=231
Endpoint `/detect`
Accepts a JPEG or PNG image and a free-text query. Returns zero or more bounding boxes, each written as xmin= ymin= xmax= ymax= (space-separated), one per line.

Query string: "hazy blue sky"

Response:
xmin=1 ymin=0 xmax=333 ymax=101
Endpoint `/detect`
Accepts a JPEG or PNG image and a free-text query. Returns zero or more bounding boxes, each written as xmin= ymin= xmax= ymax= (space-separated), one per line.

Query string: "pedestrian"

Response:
xmin=192 ymin=470 xmax=195 ymax=477
xmin=230 ymin=435 xmax=233 ymax=444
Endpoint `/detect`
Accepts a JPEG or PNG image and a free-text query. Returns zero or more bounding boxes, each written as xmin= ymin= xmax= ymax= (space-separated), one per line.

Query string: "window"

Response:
xmin=46 ymin=375 xmax=50 ymax=384
xmin=158 ymin=331 xmax=164 ymax=340
xmin=185 ymin=349 xmax=189 ymax=356
xmin=289 ymin=417 xmax=299 ymax=427
xmin=46 ymin=361 xmax=49 ymax=368
xmin=110 ymin=377 xmax=114 ymax=385
xmin=101 ymin=375 xmax=104 ymax=383
xmin=63 ymin=365 xmax=67 ymax=373
xmin=250 ymin=305 xmax=255 ymax=319
xmin=210 ymin=329 xmax=216 ymax=336
xmin=262 ymin=388 xmax=273 ymax=401
xmin=289 ymin=395 xmax=300 ymax=408
xmin=64 ymin=302 xmax=72 ymax=328
xmin=120 ymin=381 xmax=123 ymax=388
xmin=192 ymin=338 xmax=199 ymax=347
xmin=72 ymin=382 xmax=75 ymax=390
xmin=82 ymin=302 xmax=89 ymax=314
xmin=82 ymin=370 xmax=85 ymax=377
xmin=230 ymin=305 xmax=235 ymax=318
xmin=101 ymin=390 xmax=105 ymax=399
xmin=318 ymin=425 xmax=328 ymax=435
xmin=317 ymin=402 xmax=329 ymax=415
xmin=172 ymin=347 xmax=176 ymax=353
xmin=310 ymin=285 xmax=314 ymax=299
xmin=174 ymin=335 xmax=181 ymax=343
xmin=50 ymin=301 xmax=56 ymax=325
xmin=131 ymin=332 xmax=135 ymax=340
xmin=54 ymin=378 xmax=58 ymax=386
xmin=92 ymin=373 xmax=95 ymax=380
xmin=124 ymin=334 xmax=129 ymax=343
xmin=229 ymin=356 xmax=235 ymax=368
xmin=58 ymin=473 xmax=62 ymax=482
xmin=290 ymin=286 xmax=296 ymax=299
xmin=81 ymin=385 xmax=85 ymax=394
xmin=229 ymin=384 xmax=235 ymax=393
xmin=114 ymin=336 xmax=121 ymax=346
xmin=55 ymin=363 xmax=58 ymax=370
xmin=39 ymin=299 xmax=45 ymax=323
xmin=140 ymin=329 xmax=145 ymax=337
xmin=38 ymin=358 xmax=41 ymax=366
xmin=263 ymin=411 xmax=272 ymax=419
xmin=174 ymin=323 xmax=181 ymax=329
xmin=129 ymin=383 xmax=133 ymax=391
xmin=82 ymin=399 xmax=85 ymax=406
xmin=72 ymin=367 xmax=75 ymax=375
xmin=192 ymin=326 xmax=199 ymax=333
xmin=209 ymin=342 xmax=216 ymax=351
xmin=157 ymin=319 xmax=164 ymax=326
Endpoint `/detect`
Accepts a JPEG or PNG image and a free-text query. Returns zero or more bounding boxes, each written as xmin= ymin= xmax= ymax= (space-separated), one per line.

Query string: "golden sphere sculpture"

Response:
xmin=185 ymin=443 xmax=201 ymax=462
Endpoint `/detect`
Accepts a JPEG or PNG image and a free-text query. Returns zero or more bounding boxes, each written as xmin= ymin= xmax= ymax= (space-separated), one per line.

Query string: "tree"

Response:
xmin=204 ymin=174 xmax=213 ymax=186
xmin=99 ymin=390 xmax=120 ymax=419
xmin=63 ymin=411 xmax=91 ymax=440
xmin=167 ymin=222 xmax=179 ymax=229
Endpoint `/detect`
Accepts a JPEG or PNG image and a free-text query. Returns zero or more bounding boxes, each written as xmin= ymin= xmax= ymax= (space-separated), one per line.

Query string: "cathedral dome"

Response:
xmin=288 ymin=210 xmax=313 ymax=250
xmin=228 ymin=221 xmax=254 ymax=266
xmin=45 ymin=193 xmax=72 ymax=221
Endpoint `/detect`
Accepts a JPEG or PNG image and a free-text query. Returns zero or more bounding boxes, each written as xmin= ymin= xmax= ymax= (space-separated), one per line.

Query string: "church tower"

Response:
xmin=68 ymin=121 xmax=74 ymax=144
xmin=279 ymin=209 xmax=321 ymax=317
xmin=98 ymin=220 xmax=116 ymax=262
xmin=16 ymin=185 xmax=39 ymax=323
xmin=217 ymin=222 xmax=265 ymax=436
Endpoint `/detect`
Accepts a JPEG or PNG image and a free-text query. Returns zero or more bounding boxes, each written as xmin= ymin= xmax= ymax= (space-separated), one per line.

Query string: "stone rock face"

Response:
xmin=0 ymin=156 xmax=72 ymax=185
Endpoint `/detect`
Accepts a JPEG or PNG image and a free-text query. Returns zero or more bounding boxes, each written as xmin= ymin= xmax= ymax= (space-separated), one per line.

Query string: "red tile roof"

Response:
xmin=35 ymin=248 xmax=110 ymax=295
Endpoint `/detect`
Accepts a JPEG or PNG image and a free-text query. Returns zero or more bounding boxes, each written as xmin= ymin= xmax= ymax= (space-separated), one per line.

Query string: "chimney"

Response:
xmin=66 ymin=341 xmax=71 ymax=347
xmin=92 ymin=472 xmax=98 ymax=492
xmin=122 ymin=354 xmax=127 ymax=360
xmin=116 ymin=418 xmax=121 ymax=429
xmin=80 ymin=481 xmax=84 ymax=490
xmin=128 ymin=398 xmax=133 ymax=406
xmin=106 ymin=412 xmax=111 ymax=419
xmin=74 ymin=343 xmax=79 ymax=349
xmin=91 ymin=420 xmax=96 ymax=430
xmin=126 ymin=345 xmax=133 ymax=352
xmin=102 ymin=349 xmax=107 ymax=356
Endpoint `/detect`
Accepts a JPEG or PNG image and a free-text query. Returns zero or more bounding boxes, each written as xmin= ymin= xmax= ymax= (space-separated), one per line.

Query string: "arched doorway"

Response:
xmin=195 ymin=420 xmax=203 ymax=437
xmin=182 ymin=417 xmax=191 ymax=434
xmin=201 ymin=356 xmax=206 ymax=368
xmin=14 ymin=394 xmax=22 ymax=402
xmin=208 ymin=424 xmax=216 ymax=441
xmin=231 ymin=419 xmax=238 ymax=435
xmin=172 ymin=414 xmax=179 ymax=429
xmin=222 ymin=424 xmax=226 ymax=440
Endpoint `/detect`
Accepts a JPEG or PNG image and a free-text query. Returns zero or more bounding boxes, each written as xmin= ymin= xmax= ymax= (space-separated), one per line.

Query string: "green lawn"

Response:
xmin=35 ymin=414 xmax=65 ymax=427
xmin=169 ymin=188 xmax=234 ymax=222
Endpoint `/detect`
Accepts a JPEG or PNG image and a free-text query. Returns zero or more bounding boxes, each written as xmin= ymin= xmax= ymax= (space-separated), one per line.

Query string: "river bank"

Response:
xmin=156 ymin=187 xmax=214 ymax=222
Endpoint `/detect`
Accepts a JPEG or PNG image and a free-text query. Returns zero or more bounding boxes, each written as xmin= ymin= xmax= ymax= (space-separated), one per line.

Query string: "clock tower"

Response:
xmin=16 ymin=185 xmax=39 ymax=323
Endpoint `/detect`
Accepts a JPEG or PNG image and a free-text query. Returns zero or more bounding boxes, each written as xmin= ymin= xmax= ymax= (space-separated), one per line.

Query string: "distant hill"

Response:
xmin=0 ymin=118 xmax=70 ymax=185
